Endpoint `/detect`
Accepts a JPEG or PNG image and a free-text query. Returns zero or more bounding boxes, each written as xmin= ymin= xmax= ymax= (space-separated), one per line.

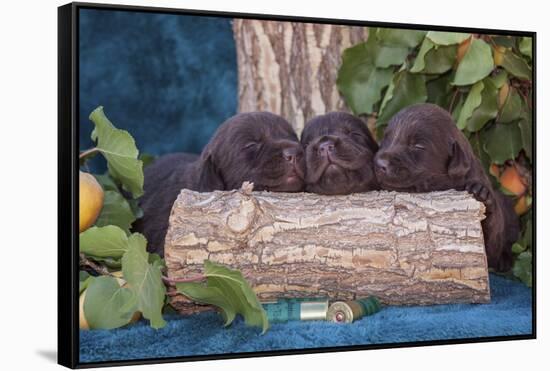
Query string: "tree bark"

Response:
xmin=233 ymin=19 xmax=367 ymax=135
xmin=165 ymin=183 xmax=491 ymax=314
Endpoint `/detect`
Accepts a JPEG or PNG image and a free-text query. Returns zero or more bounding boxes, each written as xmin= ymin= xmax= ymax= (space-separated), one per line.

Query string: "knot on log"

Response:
xmin=227 ymin=198 xmax=256 ymax=234
xmin=225 ymin=182 xmax=258 ymax=234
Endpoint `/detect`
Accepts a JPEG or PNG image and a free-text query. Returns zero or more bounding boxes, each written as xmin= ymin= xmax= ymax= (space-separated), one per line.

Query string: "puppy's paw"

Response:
xmin=465 ymin=182 xmax=493 ymax=206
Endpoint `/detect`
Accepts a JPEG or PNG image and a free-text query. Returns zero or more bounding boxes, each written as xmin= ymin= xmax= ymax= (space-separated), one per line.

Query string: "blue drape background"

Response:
xmin=79 ymin=8 xmax=238 ymax=169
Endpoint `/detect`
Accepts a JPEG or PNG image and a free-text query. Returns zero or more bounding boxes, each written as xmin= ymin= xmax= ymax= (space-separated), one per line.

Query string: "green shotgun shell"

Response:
xmin=357 ymin=297 xmax=381 ymax=316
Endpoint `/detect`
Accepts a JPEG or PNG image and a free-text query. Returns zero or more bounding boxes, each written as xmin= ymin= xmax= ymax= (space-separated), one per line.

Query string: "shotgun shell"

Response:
xmin=357 ymin=296 xmax=381 ymax=316
xmin=262 ymin=298 xmax=329 ymax=323
xmin=326 ymin=301 xmax=365 ymax=323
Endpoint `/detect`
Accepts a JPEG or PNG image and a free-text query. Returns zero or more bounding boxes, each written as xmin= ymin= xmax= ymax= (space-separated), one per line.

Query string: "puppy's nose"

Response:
xmin=318 ymin=140 xmax=335 ymax=156
xmin=375 ymin=157 xmax=389 ymax=173
xmin=283 ymin=147 xmax=300 ymax=163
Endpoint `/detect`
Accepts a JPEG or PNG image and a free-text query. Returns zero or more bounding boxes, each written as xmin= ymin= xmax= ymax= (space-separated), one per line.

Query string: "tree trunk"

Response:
xmin=233 ymin=19 xmax=367 ymax=135
xmin=165 ymin=183 xmax=490 ymax=314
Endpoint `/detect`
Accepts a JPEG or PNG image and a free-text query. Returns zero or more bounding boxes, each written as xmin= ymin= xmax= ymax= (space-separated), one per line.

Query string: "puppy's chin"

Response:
xmin=306 ymin=164 xmax=359 ymax=195
xmin=375 ymin=171 xmax=413 ymax=191
xmin=270 ymin=175 xmax=304 ymax=192
xmin=253 ymin=168 xmax=305 ymax=192
xmin=376 ymin=169 xmax=442 ymax=193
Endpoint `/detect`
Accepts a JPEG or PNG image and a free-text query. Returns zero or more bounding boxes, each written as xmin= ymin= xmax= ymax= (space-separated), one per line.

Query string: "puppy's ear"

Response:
xmin=197 ymin=153 xmax=225 ymax=191
xmin=447 ymin=141 xmax=470 ymax=180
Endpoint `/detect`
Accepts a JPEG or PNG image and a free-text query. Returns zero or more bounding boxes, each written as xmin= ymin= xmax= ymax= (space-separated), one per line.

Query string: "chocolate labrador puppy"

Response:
xmin=134 ymin=112 xmax=306 ymax=256
xmin=374 ymin=103 xmax=519 ymax=271
xmin=301 ymin=112 xmax=379 ymax=195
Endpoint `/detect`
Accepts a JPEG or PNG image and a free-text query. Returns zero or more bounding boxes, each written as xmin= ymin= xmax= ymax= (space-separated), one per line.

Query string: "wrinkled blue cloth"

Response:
xmin=79 ymin=274 xmax=532 ymax=363
xmin=79 ymin=9 xmax=238 ymax=172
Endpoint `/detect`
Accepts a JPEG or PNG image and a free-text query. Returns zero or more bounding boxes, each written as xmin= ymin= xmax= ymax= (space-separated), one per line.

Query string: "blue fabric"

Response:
xmin=79 ymin=274 xmax=532 ymax=363
xmin=79 ymin=9 xmax=237 ymax=172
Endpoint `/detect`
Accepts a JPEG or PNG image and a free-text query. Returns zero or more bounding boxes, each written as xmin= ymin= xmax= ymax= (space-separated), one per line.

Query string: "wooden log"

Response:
xmin=165 ymin=183 xmax=490 ymax=314
xmin=233 ymin=19 xmax=368 ymax=135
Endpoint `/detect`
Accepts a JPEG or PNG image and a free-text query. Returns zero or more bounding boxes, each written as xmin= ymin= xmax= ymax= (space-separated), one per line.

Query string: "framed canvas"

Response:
xmin=58 ymin=2 xmax=536 ymax=368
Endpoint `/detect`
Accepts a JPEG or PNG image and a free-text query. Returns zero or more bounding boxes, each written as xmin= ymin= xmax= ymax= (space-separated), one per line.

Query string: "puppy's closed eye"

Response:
xmin=411 ymin=143 xmax=426 ymax=150
xmin=243 ymin=142 xmax=261 ymax=152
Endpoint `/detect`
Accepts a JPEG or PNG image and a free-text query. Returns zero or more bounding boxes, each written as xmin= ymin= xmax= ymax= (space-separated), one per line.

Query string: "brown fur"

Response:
xmin=301 ymin=112 xmax=379 ymax=195
xmin=375 ymin=103 xmax=519 ymax=271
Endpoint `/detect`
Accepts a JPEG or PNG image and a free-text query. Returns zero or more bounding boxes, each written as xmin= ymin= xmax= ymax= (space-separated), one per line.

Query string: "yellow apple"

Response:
xmin=79 ymin=290 xmax=90 ymax=330
xmin=500 ymin=165 xmax=527 ymax=196
xmin=79 ymin=171 xmax=104 ymax=232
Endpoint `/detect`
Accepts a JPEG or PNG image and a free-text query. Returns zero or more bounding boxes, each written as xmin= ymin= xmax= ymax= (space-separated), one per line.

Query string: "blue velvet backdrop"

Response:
xmin=79 ymin=9 xmax=237 ymax=166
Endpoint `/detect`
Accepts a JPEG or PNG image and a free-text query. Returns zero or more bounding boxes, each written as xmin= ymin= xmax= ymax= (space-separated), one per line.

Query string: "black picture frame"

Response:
xmin=58 ymin=2 xmax=537 ymax=368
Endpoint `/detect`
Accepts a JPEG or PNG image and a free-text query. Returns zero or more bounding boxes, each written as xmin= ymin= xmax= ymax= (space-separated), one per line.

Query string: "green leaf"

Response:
xmin=367 ymin=36 xmax=410 ymax=68
xmin=411 ymin=38 xmax=456 ymax=74
xmin=94 ymin=173 xmax=120 ymax=192
xmin=139 ymin=153 xmax=156 ymax=168
xmin=379 ymin=70 xmax=396 ymax=115
xmin=519 ymin=115 xmax=532 ymax=160
xmin=466 ymin=78 xmax=498 ymax=132
xmin=426 ymin=73 xmax=453 ymax=108
xmin=80 ymin=270 xmax=90 ymax=281
xmin=89 ymin=106 xmax=144 ymax=198
xmin=426 ymin=31 xmax=470 ymax=46
xmin=80 ymin=225 xmax=130 ymax=259
xmin=337 ymin=53 xmax=394 ymax=114
xmin=95 ymin=190 xmax=136 ymax=234
xmin=451 ymin=95 xmax=465 ymax=123
xmin=79 ymin=271 xmax=92 ymax=294
xmin=453 ymin=39 xmax=494 ymax=86
xmin=148 ymin=253 xmax=165 ymax=267
xmin=376 ymin=28 xmax=426 ymax=48
xmin=512 ymin=251 xmax=532 ymax=287
xmin=519 ymin=37 xmax=532 ymax=59
xmin=492 ymin=36 xmax=516 ymax=48
xmin=423 ymin=44 xmax=457 ymax=74
xmin=457 ymin=81 xmax=484 ymax=130
xmin=410 ymin=38 xmax=433 ymax=73
xmin=512 ymin=242 xmax=526 ymax=254
xmin=377 ymin=70 xmax=427 ymax=126
xmin=484 ymin=122 xmax=523 ymax=164
xmin=128 ymin=198 xmax=144 ymax=219
xmin=521 ymin=219 xmax=533 ymax=249
xmin=176 ymin=283 xmax=236 ymax=326
xmin=339 ymin=29 xmax=409 ymax=70
xmin=177 ymin=260 xmax=269 ymax=333
xmin=469 ymin=130 xmax=493 ymax=184
xmin=94 ymin=256 xmax=122 ymax=269
xmin=500 ymin=50 xmax=532 ymax=80
xmin=498 ymin=87 xmax=523 ymax=123
xmin=337 ymin=36 xmax=405 ymax=114
xmin=83 ymin=276 xmax=138 ymax=329
xmin=122 ymin=234 xmax=166 ymax=329
xmin=490 ymin=69 xmax=508 ymax=88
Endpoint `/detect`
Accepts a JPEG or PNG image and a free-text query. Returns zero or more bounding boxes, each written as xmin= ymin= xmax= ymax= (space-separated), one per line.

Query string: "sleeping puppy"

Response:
xmin=134 ymin=112 xmax=305 ymax=256
xmin=301 ymin=112 xmax=379 ymax=195
xmin=374 ymin=103 xmax=519 ymax=272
